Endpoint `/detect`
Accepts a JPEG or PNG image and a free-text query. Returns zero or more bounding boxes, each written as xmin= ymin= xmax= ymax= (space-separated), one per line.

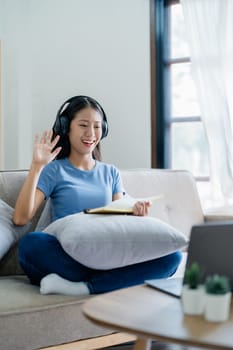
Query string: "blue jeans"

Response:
xmin=18 ymin=232 xmax=182 ymax=294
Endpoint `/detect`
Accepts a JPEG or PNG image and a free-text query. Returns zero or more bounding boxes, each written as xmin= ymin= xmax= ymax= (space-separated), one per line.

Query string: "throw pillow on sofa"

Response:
xmin=43 ymin=213 xmax=188 ymax=269
xmin=0 ymin=199 xmax=30 ymax=259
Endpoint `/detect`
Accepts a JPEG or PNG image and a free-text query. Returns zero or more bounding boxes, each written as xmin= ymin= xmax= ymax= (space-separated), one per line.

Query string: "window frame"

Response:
xmin=150 ymin=0 xmax=209 ymax=184
xmin=150 ymin=0 xmax=166 ymax=168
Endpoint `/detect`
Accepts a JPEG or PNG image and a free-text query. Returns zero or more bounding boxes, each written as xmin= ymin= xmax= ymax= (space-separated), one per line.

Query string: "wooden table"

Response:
xmin=82 ymin=284 xmax=233 ymax=350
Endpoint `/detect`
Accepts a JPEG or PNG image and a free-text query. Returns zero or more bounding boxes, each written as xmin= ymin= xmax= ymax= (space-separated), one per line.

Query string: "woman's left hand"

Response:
xmin=133 ymin=201 xmax=152 ymax=216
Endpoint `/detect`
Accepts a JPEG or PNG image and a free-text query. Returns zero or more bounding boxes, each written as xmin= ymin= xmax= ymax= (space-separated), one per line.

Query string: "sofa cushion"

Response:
xmin=0 ymin=199 xmax=30 ymax=260
xmin=0 ymin=275 xmax=113 ymax=350
xmin=44 ymin=213 xmax=188 ymax=269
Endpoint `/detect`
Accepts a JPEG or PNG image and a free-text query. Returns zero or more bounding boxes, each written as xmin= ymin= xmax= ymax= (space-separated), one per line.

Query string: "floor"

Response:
xmin=104 ymin=341 xmax=209 ymax=350
xmin=41 ymin=333 xmax=210 ymax=350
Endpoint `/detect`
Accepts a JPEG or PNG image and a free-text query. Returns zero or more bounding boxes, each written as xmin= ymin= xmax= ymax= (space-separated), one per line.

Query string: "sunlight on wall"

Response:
xmin=0 ymin=40 xmax=2 ymax=169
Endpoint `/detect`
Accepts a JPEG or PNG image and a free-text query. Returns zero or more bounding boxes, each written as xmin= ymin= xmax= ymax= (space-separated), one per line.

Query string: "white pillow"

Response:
xmin=44 ymin=213 xmax=188 ymax=269
xmin=0 ymin=199 xmax=30 ymax=259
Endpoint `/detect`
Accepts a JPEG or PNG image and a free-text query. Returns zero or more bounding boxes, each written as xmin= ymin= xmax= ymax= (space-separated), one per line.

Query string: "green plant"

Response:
xmin=184 ymin=262 xmax=203 ymax=289
xmin=205 ymin=274 xmax=230 ymax=295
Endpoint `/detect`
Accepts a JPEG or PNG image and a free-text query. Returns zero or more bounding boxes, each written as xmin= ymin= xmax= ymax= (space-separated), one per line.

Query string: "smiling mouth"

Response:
xmin=82 ymin=140 xmax=96 ymax=147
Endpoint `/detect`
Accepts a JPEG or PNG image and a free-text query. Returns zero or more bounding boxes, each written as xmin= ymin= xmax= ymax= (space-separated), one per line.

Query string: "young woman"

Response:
xmin=13 ymin=95 xmax=182 ymax=296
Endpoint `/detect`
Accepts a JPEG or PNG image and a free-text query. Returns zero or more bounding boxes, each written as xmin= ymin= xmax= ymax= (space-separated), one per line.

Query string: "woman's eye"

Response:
xmin=78 ymin=123 xmax=101 ymax=128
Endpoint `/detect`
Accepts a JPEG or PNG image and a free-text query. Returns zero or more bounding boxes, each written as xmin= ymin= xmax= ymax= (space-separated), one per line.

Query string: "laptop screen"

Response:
xmin=145 ymin=221 xmax=233 ymax=297
xmin=185 ymin=221 xmax=233 ymax=290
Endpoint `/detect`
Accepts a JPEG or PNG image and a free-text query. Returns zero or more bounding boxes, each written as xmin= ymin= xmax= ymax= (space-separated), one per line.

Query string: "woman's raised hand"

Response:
xmin=32 ymin=130 xmax=62 ymax=166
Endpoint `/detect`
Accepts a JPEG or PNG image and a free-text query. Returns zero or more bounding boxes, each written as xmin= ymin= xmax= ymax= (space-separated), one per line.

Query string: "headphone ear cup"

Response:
xmin=60 ymin=116 xmax=69 ymax=135
xmin=101 ymin=120 xmax=108 ymax=139
xmin=53 ymin=115 xmax=69 ymax=136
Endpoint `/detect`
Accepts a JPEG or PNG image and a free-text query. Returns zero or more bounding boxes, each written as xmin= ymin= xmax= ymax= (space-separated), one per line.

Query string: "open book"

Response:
xmin=84 ymin=194 xmax=163 ymax=214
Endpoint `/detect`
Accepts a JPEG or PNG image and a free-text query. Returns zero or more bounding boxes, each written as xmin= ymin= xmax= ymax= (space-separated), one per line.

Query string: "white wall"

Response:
xmin=0 ymin=0 xmax=151 ymax=170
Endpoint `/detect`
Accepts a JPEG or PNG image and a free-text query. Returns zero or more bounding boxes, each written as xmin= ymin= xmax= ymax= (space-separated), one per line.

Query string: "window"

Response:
xmin=151 ymin=0 xmax=210 ymax=207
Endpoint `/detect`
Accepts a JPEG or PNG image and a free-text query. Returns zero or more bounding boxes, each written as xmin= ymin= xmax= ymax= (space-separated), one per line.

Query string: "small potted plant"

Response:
xmin=204 ymin=274 xmax=231 ymax=322
xmin=181 ymin=262 xmax=205 ymax=315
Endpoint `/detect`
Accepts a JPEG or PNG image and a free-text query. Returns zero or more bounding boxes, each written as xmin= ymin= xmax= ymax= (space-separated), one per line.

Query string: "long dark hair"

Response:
xmin=52 ymin=96 xmax=107 ymax=161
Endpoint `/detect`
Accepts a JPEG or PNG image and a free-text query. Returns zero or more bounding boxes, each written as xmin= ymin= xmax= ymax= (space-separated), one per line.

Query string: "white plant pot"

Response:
xmin=204 ymin=292 xmax=231 ymax=322
xmin=181 ymin=285 xmax=205 ymax=315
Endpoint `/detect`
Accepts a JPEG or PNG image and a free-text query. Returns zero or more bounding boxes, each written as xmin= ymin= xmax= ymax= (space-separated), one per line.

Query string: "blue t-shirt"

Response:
xmin=37 ymin=158 xmax=123 ymax=222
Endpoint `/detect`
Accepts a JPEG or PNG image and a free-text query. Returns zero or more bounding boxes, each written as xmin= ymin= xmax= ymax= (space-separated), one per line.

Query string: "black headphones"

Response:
xmin=53 ymin=95 xmax=109 ymax=140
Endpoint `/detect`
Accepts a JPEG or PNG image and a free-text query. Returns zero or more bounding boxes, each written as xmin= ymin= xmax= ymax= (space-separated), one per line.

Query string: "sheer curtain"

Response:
xmin=181 ymin=0 xmax=233 ymax=211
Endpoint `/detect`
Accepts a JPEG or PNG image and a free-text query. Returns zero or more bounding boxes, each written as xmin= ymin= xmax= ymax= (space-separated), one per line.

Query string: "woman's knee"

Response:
xmin=19 ymin=232 xmax=56 ymax=261
xmin=171 ymin=250 xmax=183 ymax=266
xmin=166 ymin=250 xmax=183 ymax=275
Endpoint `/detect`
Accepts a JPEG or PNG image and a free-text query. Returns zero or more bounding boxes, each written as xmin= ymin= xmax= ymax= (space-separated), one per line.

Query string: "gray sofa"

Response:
xmin=0 ymin=168 xmax=210 ymax=350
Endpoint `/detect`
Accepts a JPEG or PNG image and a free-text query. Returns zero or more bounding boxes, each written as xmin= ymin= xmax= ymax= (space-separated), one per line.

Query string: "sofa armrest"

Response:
xmin=204 ymin=214 xmax=233 ymax=222
xmin=204 ymin=206 xmax=233 ymax=222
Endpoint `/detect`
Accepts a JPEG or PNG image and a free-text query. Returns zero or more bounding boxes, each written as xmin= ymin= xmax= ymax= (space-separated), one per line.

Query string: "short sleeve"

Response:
xmin=37 ymin=162 xmax=57 ymax=198
xmin=111 ymin=166 xmax=123 ymax=195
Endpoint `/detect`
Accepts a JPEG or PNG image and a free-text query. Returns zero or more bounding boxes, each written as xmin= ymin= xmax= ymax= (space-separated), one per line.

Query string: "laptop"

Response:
xmin=145 ymin=221 xmax=233 ymax=298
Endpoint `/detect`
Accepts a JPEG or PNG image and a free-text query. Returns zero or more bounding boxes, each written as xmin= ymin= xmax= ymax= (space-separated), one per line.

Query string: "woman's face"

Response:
xmin=68 ymin=107 xmax=103 ymax=157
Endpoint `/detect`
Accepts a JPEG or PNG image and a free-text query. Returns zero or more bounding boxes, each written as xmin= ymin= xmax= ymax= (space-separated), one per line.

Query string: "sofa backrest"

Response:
xmin=0 ymin=168 xmax=204 ymax=276
xmin=121 ymin=169 xmax=204 ymax=237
